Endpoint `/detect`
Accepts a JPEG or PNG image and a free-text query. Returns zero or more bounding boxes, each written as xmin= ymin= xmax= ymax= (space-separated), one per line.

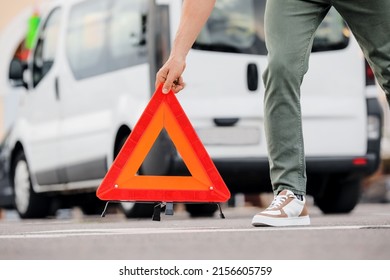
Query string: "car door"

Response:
xmin=22 ymin=7 xmax=65 ymax=186
xmin=59 ymin=0 xmax=151 ymax=184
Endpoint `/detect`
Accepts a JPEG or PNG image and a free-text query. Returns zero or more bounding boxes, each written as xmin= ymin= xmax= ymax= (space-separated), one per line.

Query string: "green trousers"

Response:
xmin=263 ymin=0 xmax=390 ymax=195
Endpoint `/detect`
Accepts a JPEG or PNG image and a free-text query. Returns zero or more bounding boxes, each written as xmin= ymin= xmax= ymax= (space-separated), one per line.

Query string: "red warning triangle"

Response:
xmin=96 ymin=86 xmax=231 ymax=203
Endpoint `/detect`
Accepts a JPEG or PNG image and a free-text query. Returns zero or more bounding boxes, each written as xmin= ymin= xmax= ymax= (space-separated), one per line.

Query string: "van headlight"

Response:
xmin=367 ymin=115 xmax=381 ymax=140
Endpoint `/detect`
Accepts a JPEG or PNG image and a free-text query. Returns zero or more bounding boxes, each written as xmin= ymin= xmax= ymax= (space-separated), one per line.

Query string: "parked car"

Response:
xmin=0 ymin=0 xmax=383 ymax=219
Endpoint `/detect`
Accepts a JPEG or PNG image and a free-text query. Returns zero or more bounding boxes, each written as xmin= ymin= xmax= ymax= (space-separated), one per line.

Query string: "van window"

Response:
xmin=312 ymin=8 xmax=349 ymax=52
xmin=193 ymin=0 xmax=267 ymax=54
xmin=32 ymin=8 xmax=62 ymax=87
xmin=108 ymin=0 xmax=148 ymax=70
xmin=193 ymin=0 xmax=349 ymax=55
xmin=66 ymin=0 xmax=110 ymax=79
xmin=66 ymin=0 xmax=149 ymax=80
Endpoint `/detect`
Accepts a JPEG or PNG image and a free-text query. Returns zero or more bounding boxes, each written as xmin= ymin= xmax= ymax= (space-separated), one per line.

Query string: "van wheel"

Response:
xmin=185 ymin=203 xmax=218 ymax=217
xmin=120 ymin=202 xmax=155 ymax=218
xmin=314 ymin=176 xmax=361 ymax=214
xmin=12 ymin=151 xmax=51 ymax=218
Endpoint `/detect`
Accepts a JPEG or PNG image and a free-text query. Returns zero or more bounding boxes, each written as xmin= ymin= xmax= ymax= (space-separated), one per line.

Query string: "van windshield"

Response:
xmin=193 ymin=0 xmax=349 ymax=55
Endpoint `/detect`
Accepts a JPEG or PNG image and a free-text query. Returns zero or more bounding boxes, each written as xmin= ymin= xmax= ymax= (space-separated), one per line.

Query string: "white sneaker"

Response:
xmin=252 ymin=190 xmax=310 ymax=227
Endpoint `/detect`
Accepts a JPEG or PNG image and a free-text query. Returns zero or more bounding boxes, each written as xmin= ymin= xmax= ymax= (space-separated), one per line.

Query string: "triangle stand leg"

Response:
xmin=152 ymin=203 xmax=163 ymax=221
xmin=217 ymin=203 xmax=225 ymax=219
xmin=100 ymin=201 xmax=111 ymax=217
xmin=152 ymin=202 xmax=175 ymax=221
xmin=165 ymin=202 xmax=174 ymax=216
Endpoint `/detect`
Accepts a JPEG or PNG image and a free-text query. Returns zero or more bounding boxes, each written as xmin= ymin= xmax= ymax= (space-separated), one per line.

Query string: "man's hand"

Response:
xmin=155 ymin=0 xmax=216 ymax=94
xmin=155 ymin=56 xmax=186 ymax=94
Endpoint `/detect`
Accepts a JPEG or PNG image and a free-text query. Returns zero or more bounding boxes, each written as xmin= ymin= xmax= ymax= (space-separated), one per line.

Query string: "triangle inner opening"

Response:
xmin=137 ymin=128 xmax=191 ymax=176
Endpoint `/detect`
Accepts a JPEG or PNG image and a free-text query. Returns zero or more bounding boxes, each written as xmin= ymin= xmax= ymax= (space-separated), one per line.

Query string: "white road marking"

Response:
xmin=0 ymin=224 xmax=389 ymax=239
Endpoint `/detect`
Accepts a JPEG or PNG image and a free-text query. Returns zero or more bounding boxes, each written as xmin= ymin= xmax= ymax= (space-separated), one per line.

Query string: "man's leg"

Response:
xmin=252 ymin=0 xmax=331 ymax=227
xmin=262 ymin=0 xmax=331 ymax=196
xmin=332 ymin=0 xmax=390 ymax=107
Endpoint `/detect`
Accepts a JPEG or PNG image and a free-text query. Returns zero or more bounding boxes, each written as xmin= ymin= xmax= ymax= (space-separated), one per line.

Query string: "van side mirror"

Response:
xmin=9 ymin=58 xmax=27 ymax=88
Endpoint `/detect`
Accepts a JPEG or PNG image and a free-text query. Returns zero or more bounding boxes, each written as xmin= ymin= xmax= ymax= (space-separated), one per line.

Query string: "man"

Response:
xmin=155 ymin=0 xmax=390 ymax=226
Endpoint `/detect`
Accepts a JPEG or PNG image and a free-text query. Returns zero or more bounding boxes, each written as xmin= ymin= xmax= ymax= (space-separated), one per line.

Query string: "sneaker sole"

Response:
xmin=251 ymin=215 xmax=310 ymax=227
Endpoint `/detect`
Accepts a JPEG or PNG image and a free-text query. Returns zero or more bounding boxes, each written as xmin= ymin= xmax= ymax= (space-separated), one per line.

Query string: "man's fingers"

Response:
xmin=155 ymin=68 xmax=168 ymax=89
xmin=172 ymin=83 xmax=185 ymax=93
xmin=155 ymin=56 xmax=186 ymax=93
xmin=156 ymin=72 xmax=185 ymax=94
xmin=163 ymin=74 xmax=178 ymax=94
xmin=162 ymin=82 xmax=172 ymax=94
xmin=170 ymin=77 xmax=185 ymax=93
xmin=156 ymin=67 xmax=176 ymax=94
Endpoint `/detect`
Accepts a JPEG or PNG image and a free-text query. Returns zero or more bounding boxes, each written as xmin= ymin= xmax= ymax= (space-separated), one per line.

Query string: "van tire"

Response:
xmin=79 ymin=193 xmax=107 ymax=215
xmin=185 ymin=203 xmax=218 ymax=217
xmin=314 ymin=176 xmax=361 ymax=214
xmin=12 ymin=151 xmax=52 ymax=219
xmin=120 ymin=202 xmax=155 ymax=218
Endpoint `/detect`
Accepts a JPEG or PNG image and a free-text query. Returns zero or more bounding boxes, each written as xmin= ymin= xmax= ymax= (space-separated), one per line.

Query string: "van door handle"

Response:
xmin=214 ymin=118 xmax=239 ymax=127
xmin=247 ymin=63 xmax=259 ymax=91
xmin=55 ymin=77 xmax=60 ymax=100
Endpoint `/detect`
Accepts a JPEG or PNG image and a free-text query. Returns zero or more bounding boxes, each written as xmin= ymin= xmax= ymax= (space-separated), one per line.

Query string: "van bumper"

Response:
xmin=171 ymin=153 xmax=380 ymax=193
xmin=210 ymin=154 xmax=380 ymax=174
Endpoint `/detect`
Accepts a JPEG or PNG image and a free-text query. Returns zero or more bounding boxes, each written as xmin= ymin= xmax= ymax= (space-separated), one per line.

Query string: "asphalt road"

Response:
xmin=0 ymin=201 xmax=390 ymax=260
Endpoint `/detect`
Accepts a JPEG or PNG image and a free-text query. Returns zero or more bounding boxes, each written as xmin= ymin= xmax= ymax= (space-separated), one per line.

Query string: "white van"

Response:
xmin=0 ymin=0 xmax=383 ymax=218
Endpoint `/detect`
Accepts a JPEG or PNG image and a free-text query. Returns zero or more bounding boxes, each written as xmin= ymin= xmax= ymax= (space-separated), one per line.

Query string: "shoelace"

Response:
xmin=267 ymin=194 xmax=288 ymax=210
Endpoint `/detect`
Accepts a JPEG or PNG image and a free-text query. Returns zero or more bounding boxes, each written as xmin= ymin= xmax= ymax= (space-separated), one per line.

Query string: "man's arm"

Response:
xmin=155 ymin=0 xmax=216 ymax=93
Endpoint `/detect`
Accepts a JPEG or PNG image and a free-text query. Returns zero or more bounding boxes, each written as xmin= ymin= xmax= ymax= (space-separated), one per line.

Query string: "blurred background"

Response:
xmin=0 ymin=0 xmax=389 ymax=220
